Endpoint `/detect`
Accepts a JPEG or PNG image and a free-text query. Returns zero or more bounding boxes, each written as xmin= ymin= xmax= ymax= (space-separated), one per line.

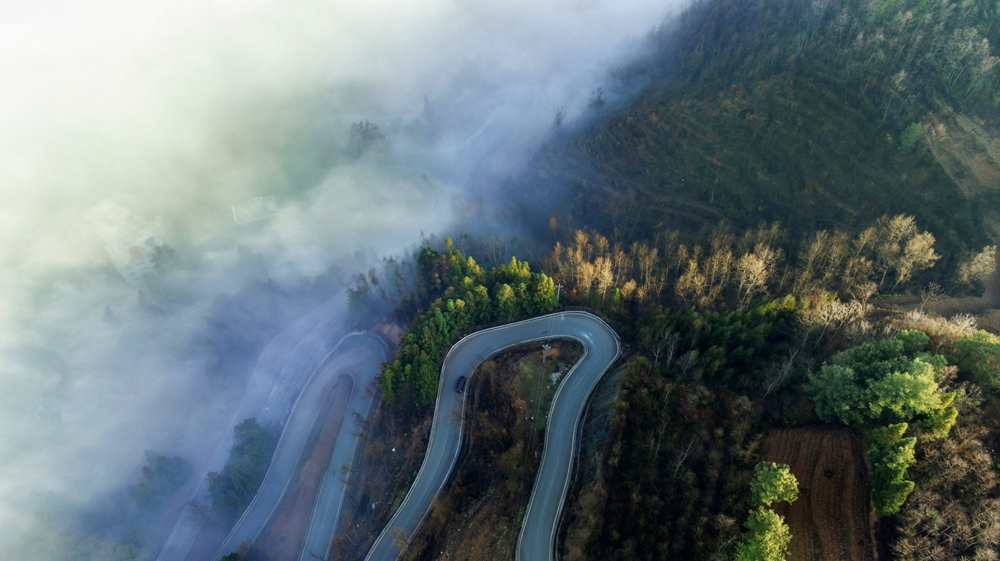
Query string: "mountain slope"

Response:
xmin=510 ymin=0 xmax=1000 ymax=284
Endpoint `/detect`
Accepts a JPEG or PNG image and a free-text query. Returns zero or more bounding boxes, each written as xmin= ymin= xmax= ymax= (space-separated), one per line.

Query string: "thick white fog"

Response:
xmin=0 ymin=0 xmax=687 ymax=557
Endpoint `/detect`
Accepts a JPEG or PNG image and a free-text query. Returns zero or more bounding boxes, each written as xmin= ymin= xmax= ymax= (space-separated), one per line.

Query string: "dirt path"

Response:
xmin=761 ymin=427 xmax=876 ymax=561
xmin=256 ymin=374 xmax=354 ymax=560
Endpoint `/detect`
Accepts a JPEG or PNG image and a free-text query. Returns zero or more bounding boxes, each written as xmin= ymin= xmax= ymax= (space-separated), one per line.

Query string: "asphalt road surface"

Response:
xmin=213 ymin=332 xmax=386 ymax=560
xmin=158 ymin=295 xmax=357 ymax=561
xmin=364 ymin=311 xmax=620 ymax=561
xmin=297 ymin=337 xmax=384 ymax=561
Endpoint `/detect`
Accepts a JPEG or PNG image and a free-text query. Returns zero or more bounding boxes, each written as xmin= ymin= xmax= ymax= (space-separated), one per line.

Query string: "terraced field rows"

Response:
xmin=762 ymin=428 xmax=876 ymax=561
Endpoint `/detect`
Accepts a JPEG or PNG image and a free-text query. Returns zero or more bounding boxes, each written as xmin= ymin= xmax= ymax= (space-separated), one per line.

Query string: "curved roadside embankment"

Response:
xmin=253 ymin=373 xmax=353 ymax=559
xmin=213 ymin=333 xmax=387 ymax=560
xmin=158 ymin=296 xmax=354 ymax=561
xmin=297 ymin=338 xmax=384 ymax=561
xmin=364 ymin=311 xmax=620 ymax=561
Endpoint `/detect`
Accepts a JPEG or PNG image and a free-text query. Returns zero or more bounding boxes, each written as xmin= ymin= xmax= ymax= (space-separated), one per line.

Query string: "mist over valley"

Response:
xmin=5 ymin=0 xmax=1000 ymax=560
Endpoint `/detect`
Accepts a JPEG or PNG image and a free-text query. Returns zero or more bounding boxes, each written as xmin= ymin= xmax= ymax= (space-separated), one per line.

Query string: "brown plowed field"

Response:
xmin=761 ymin=427 xmax=876 ymax=561
xmin=256 ymin=374 xmax=353 ymax=560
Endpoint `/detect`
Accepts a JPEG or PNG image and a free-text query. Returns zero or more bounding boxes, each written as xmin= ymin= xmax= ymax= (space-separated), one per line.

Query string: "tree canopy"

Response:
xmin=948 ymin=330 xmax=1000 ymax=388
xmin=749 ymin=462 xmax=799 ymax=507
xmin=736 ymin=461 xmax=799 ymax=560
xmin=735 ymin=507 xmax=793 ymax=561
xmin=380 ymin=243 xmax=558 ymax=405
xmin=206 ymin=418 xmax=275 ymax=523
xmin=806 ymin=331 xmax=958 ymax=516
xmin=806 ymin=330 xmax=956 ymax=431
xmin=127 ymin=451 xmax=191 ymax=511
xmin=867 ymin=423 xmax=918 ymax=516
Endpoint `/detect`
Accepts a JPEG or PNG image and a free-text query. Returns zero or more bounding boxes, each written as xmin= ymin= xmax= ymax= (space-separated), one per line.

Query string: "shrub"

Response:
xmin=899 ymin=122 xmax=922 ymax=151
xmin=735 ymin=507 xmax=792 ymax=561
xmin=867 ymin=423 xmax=917 ymax=516
xmin=949 ymin=330 xmax=1000 ymax=388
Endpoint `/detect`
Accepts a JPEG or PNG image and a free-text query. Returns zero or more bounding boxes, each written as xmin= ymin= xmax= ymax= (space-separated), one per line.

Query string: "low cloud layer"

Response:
xmin=0 ymin=0 xmax=688 ymax=557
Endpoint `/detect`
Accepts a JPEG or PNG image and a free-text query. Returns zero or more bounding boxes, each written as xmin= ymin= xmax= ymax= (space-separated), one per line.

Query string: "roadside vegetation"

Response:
xmin=205 ymin=418 xmax=277 ymax=525
xmin=328 ymin=242 xmax=562 ymax=561
xmin=400 ymin=342 xmax=583 ymax=561
xmin=210 ymin=419 xmax=280 ymax=561
xmin=376 ymin=242 xmax=558 ymax=406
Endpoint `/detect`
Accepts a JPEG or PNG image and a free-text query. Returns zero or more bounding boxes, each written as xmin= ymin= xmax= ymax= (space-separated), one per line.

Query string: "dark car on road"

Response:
xmin=455 ymin=376 xmax=468 ymax=393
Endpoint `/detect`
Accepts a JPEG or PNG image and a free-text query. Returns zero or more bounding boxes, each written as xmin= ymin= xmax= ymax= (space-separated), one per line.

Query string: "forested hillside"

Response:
xmin=494 ymin=1 xmax=1000 ymax=558
xmin=341 ymin=2 xmax=1000 ymax=561
xmin=324 ymin=0 xmax=1000 ymax=559
xmin=510 ymin=0 xmax=1000 ymax=289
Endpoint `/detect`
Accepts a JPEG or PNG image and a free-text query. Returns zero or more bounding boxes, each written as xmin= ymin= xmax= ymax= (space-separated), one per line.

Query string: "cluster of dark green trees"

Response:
xmin=636 ymin=296 xmax=800 ymax=383
xmin=206 ymin=418 xmax=276 ymax=523
xmin=580 ymin=300 xmax=801 ymax=560
xmin=379 ymin=242 xmax=557 ymax=405
xmin=127 ymin=451 xmax=192 ymax=511
xmin=672 ymin=0 xmax=1000 ymax=115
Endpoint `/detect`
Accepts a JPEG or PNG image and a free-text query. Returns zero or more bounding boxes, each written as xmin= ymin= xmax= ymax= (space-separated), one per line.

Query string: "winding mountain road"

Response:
xmin=157 ymin=294 xmax=392 ymax=561
xmin=297 ymin=337 xmax=384 ymax=561
xmin=159 ymin=297 xmax=354 ymax=561
xmin=213 ymin=333 xmax=386 ymax=560
xmin=364 ymin=311 xmax=620 ymax=561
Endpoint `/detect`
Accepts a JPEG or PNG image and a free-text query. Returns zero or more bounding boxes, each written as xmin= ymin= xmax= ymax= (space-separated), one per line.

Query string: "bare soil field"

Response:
xmin=256 ymin=374 xmax=353 ymax=559
xmin=761 ymin=427 xmax=876 ymax=561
